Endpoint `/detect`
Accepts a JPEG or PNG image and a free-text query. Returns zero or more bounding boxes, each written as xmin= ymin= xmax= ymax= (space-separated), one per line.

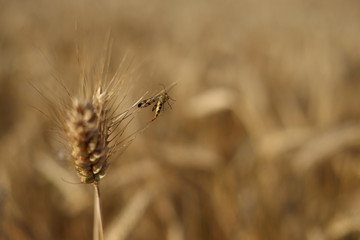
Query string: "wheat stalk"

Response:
xmin=58 ymin=43 xmax=150 ymax=239
xmin=39 ymin=35 xmax=166 ymax=239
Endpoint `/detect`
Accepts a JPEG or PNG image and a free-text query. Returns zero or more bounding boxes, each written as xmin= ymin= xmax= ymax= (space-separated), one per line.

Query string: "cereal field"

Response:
xmin=1 ymin=0 xmax=360 ymax=239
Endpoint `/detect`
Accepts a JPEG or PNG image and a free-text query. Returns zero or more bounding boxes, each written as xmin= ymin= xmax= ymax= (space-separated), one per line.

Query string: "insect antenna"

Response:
xmin=166 ymin=100 xmax=173 ymax=110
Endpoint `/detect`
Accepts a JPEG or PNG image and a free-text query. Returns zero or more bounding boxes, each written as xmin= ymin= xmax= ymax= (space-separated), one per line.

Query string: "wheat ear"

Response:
xmin=66 ymin=92 xmax=110 ymax=184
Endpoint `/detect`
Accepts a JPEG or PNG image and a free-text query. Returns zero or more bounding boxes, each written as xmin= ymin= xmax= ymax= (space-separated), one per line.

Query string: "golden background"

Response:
xmin=1 ymin=0 xmax=360 ymax=239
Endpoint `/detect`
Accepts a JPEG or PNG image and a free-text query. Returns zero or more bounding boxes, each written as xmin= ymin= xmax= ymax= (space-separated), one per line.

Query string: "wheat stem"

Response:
xmin=93 ymin=183 xmax=104 ymax=240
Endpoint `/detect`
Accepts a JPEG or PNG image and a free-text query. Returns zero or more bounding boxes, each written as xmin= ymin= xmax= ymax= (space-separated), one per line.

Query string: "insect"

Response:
xmin=138 ymin=84 xmax=175 ymax=121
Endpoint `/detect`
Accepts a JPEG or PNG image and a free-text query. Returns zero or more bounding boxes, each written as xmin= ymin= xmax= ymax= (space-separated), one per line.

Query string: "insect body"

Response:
xmin=151 ymin=93 xmax=171 ymax=121
xmin=138 ymin=89 xmax=174 ymax=121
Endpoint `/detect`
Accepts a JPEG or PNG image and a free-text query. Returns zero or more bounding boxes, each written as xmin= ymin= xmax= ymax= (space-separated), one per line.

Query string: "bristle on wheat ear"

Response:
xmin=65 ymin=95 xmax=110 ymax=184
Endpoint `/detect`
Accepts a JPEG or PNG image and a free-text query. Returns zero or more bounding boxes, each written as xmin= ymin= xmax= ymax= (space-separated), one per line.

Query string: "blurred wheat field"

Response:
xmin=1 ymin=0 xmax=360 ymax=239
